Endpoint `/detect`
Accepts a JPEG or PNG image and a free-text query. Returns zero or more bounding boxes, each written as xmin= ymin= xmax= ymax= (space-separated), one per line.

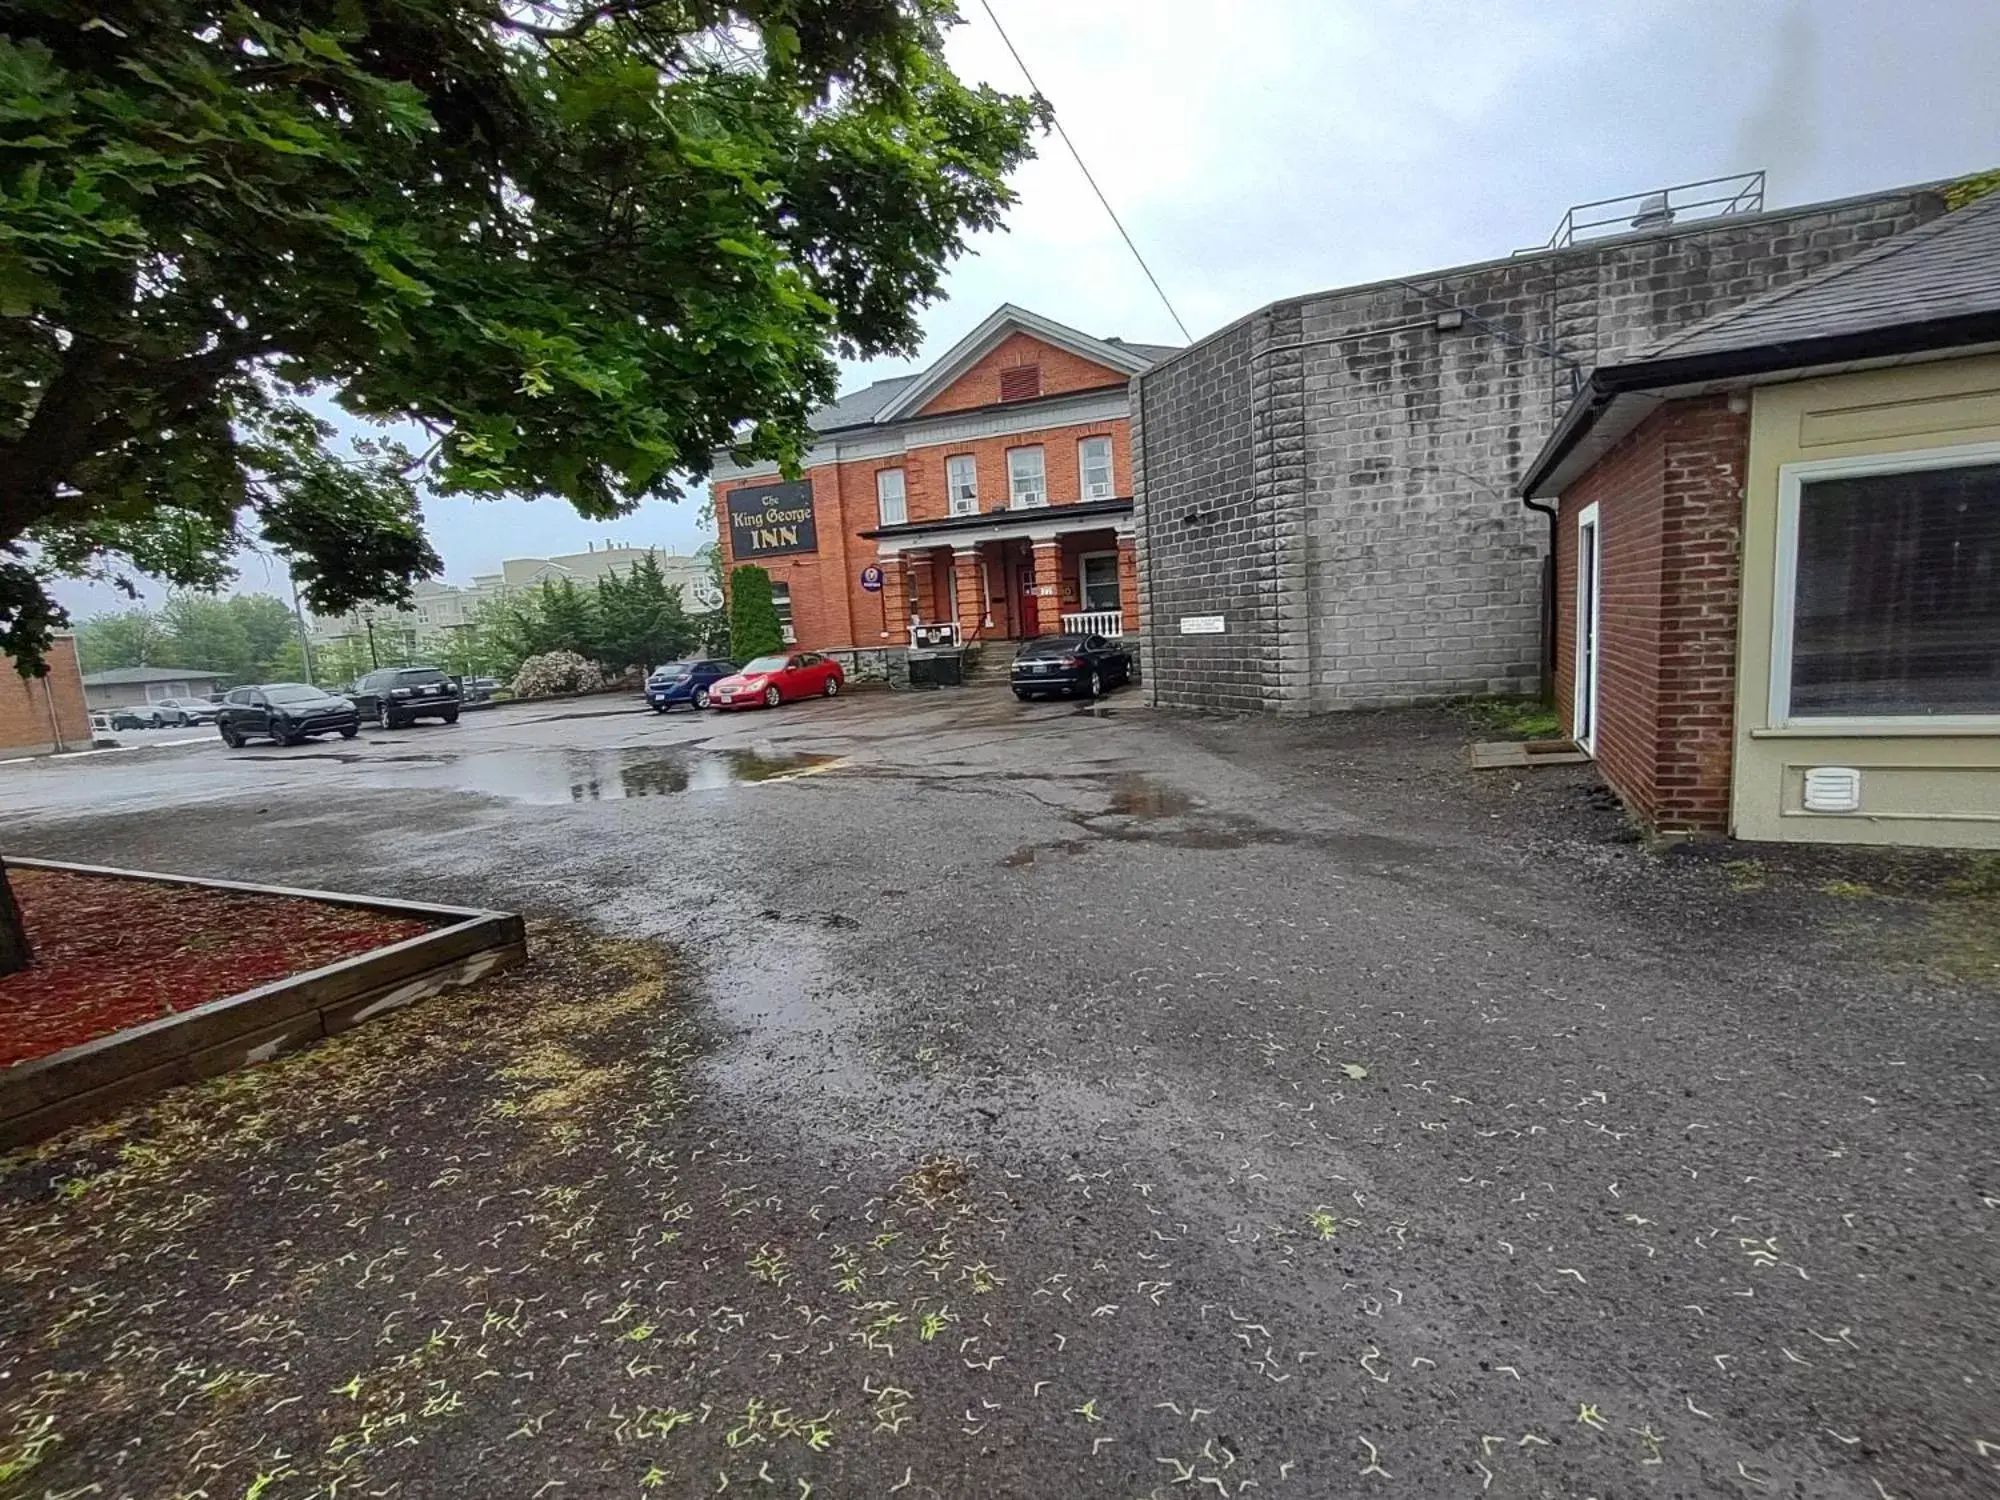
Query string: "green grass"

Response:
xmin=1445 ymin=695 xmax=1565 ymax=741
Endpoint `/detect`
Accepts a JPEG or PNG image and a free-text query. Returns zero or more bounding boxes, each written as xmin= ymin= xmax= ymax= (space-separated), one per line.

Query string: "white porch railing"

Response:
xmin=1060 ymin=610 xmax=1124 ymax=638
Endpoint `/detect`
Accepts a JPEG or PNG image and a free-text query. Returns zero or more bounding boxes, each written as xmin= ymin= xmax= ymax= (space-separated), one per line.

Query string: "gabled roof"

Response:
xmin=855 ymin=304 xmax=1171 ymax=428
xmin=873 ymin=304 xmax=1161 ymax=423
xmin=82 ymin=666 xmax=227 ymax=686
xmin=1520 ymin=191 xmax=2000 ymax=498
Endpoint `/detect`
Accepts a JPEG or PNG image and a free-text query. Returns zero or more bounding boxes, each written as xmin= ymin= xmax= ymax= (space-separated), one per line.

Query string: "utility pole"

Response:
xmin=360 ymin=608 xmax=380 ymax=668
xmin=290 ymin=578 xmax=317 ymax=685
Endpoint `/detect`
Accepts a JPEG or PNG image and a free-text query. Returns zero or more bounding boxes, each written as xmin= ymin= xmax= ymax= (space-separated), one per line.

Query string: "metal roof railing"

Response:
xmin=1527 ymin=171 xmax=1767 ymax=254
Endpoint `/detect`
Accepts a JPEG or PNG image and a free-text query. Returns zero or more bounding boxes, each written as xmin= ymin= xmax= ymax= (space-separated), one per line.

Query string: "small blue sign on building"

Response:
xmin=859 ymin=564 xmax=885 ymax=593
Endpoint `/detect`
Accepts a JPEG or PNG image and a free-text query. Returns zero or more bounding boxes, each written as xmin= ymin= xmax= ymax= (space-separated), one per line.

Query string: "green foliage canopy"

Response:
xmin=728 ymin=563 xmax=783 ymax=662
xmin=0 ymin=0 xmax=1044 ymax=673
xmin=74 ymin=589 xmax=300 ymax=684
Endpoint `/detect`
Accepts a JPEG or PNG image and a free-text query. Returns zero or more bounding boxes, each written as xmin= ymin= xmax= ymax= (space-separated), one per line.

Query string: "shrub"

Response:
xmin=511 ymin=650 xmax=604 ymax=698
xmin=729 ymin=565 xmax=785 ymax=663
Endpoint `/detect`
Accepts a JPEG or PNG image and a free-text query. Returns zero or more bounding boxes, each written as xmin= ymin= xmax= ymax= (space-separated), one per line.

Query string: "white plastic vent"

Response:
xmin=1802 ymin=766 xmax=1863 ymax=814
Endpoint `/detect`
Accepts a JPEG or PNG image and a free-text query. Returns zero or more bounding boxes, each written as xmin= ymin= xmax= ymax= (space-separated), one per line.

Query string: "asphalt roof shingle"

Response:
xmin=80 ymin=666 xmax=227 ymax=687
xmin=1639 ymin=189 xmax=2000 ymax=361
xmin=807 ymin=375 xmax=921 ymax=432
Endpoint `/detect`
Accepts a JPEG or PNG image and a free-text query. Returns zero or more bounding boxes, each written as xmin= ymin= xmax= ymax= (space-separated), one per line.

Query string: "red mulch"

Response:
xmin=1 ymin=869 xmax=435 ymax=1069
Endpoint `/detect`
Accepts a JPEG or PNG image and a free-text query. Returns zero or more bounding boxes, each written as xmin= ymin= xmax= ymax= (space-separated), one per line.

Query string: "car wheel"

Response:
xmin=377 ymin=703 xmax=398 ymax=730
xmin=763 ymin=685 xmax=782 ymax=708
xmin=652 ymin=702 xmax=669 ymax=714
xmin=1013 ymin=688 xmax=1031 ymax=701
xmin=1084 ymin=669 xmax=1103 ymax=699
xmin=220 ymin=726 xmax=243 ymax=749
xmin=442 ymin=709 xmax=459 ymax=724
xmin=693 ymin=687 xmax=711 ymax=710
xmin=340 ymin=724 xmax=359 ymax=739
xmin=822 ymin=676 xmax=840 ymax=698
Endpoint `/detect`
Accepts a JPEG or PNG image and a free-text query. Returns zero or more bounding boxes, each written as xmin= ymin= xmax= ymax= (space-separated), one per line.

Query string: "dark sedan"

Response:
xmin=1010 ymin=634 xmax=1134 ymax=700
xmin=645 ymin=658 xmax=736 ymax=712
xmin=216 ymin=683 xmax=360 ymax=747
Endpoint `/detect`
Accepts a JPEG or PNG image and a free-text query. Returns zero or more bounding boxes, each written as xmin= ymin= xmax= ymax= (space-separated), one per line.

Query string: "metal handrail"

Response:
xmin=1531 ymin=171 xmax=1766 ymax=252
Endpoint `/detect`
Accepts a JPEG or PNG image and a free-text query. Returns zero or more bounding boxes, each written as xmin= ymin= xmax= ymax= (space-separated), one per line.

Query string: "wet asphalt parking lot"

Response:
xmin=1 ymin=685 xmax=1996 ymax=1499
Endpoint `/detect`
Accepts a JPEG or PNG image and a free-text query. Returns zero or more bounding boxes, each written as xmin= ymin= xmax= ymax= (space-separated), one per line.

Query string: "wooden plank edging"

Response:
xmin=0 ymin=858 xmax=526 ymax=1150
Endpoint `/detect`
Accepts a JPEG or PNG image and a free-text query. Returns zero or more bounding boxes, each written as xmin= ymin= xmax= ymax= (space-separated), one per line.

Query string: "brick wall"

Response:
xmin=0 ymin=637 xmax=91 ymax=755
xmin=916 ymin=331 xmax=1130 ymax=417
xmin=1555 ymin=397 xmax=1748 ymax=831
xmin=1137 ymin=183 xmax=1947 ymax=712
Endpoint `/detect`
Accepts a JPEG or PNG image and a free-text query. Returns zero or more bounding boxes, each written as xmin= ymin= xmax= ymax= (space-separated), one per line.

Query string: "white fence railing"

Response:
xmin=1060 ymin=610 xmax=1124 ymax=638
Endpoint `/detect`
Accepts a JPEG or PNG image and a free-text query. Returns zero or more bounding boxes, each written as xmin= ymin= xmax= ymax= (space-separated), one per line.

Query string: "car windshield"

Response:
xmin=653 ymin=661 xmax=696 ymax=678
xmin=397 ymin=669 xmax=446 ymax=684
xmin=262 ymin=684 xmax=322 ymax=704
xmin=742 ymin=655 xmax=790 ymax=673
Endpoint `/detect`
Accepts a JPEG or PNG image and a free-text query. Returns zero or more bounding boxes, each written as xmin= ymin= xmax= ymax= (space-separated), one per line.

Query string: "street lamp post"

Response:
xmin=358 ymin=608 xmax=380 ymax=668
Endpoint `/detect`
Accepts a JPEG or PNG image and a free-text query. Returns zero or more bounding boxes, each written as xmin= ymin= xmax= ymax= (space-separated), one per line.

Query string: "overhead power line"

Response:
xmin=976 ymin=0 xmax=1192 ymax=344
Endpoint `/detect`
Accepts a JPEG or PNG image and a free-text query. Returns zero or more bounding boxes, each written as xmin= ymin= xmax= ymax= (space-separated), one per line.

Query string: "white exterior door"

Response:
xmin=1573 ymin=503 xmax=1601 ymax=755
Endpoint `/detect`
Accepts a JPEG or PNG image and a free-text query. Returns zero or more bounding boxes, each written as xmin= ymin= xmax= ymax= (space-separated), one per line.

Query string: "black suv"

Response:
xmin=350 ymin=666 xmax=462 ymax=729
xmin=216 ymin=683 xmax=360 ymax=747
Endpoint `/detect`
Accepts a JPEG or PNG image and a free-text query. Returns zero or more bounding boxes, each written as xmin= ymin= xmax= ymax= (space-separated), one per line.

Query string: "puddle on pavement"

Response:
xmin=1105 ymin=774 xmax=1198 ymax=818
xmin=375 ymin=746 xmax=838 ymax=804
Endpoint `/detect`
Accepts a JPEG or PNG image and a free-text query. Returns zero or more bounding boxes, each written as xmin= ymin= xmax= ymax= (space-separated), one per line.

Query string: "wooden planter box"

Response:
xmin=0 ymin=858 xmax=526 ymax=1151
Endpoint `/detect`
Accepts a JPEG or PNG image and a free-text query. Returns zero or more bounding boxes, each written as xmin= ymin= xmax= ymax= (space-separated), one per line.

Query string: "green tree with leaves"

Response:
xmin=0 ymin=0 xmax=1041 ymax=971
xmin=595 ymin=553 xmax=695 ymax=675
xmin=73 ymin=607 xmax=170 ymax=673
xmin=728 ymin=565 xmax=785 ymax=663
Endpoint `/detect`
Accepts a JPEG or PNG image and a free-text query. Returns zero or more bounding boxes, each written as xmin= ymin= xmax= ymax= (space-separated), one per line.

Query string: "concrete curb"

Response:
xmin=0 ymin=858 xmax=527 ymax=1151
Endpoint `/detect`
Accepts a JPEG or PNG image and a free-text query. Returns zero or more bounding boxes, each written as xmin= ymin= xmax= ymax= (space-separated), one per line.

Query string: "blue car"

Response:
xmin=646 ymin=658 xmax=737 ymax=712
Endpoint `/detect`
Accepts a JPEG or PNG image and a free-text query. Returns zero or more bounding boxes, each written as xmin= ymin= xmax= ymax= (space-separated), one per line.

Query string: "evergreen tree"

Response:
xmin=595 ymin=553 xmax=695 ymax=675
xmin=729 ymin=566 xmax=785 ymax=663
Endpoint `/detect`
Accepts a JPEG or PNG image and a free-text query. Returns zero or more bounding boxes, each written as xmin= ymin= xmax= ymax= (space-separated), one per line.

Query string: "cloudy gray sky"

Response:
xmin=53 ymin=0 xmax=2000 ymax=618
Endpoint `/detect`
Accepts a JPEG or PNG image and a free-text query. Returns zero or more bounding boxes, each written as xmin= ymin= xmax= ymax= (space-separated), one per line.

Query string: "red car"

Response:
xmin=708 ymin=651 xmax=845 ymax=710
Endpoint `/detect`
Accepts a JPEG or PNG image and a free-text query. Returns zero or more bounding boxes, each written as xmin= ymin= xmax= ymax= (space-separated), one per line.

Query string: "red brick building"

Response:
xmin=710 ymin=306 xmax=1175 ymax=668
xmin=1523 ymin=192 xmax=2000 ymax=846
xmin=0 ymin=637 xmax=92 ymax=757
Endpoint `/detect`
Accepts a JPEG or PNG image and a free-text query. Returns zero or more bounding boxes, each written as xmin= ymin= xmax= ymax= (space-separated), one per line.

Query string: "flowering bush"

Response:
xmin=510 ymin=650 xmax=604 ymax=698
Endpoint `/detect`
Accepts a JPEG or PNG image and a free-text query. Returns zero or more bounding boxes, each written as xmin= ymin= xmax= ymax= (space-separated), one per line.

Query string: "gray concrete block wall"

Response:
xmin=1136 ymin=184 xmax=1949 ymax=713
xmin=1133 ymin=317 xmax=1267 ymax=712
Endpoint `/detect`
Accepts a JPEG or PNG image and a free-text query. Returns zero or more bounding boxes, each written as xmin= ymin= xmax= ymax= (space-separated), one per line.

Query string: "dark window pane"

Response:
xmin=1791 ymin=461 xmax=2000 ymax=716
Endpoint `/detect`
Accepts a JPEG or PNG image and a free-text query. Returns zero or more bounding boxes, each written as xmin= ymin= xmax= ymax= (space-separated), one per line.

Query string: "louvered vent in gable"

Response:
xmin=998 ymin=364 xmax=1042 ymax=402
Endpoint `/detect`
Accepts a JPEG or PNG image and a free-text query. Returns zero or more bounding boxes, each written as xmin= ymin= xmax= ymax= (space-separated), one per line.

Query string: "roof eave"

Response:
xmin=1518 ymin=310 xmax=2000 ymax=498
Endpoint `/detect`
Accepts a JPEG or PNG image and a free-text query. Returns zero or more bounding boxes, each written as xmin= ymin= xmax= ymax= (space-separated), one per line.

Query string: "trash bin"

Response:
xmin=928 ymin=648 xmax=965 ymax=687
xmin=906 ymin=649 xmax=940 ymax=689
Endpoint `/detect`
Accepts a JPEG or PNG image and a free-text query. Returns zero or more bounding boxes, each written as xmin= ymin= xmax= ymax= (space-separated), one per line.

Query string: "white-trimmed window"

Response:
xmin=875 ymin=468 xmax=907 ymax=527
xmin=1078 ymin=436 xmax=1115 ymax=500
xmin=770 ymin=583 xmax=797 ymax=644
xmin=1079 ymin=551 xmax=1121 ymax=612
xmin=1007 ymin=446 xmax=1047 ymax=509
xmin=1772 ymin=443 xmax=2000 ymax=726
xmin=947 ymin=454 xmax=979 ymax=515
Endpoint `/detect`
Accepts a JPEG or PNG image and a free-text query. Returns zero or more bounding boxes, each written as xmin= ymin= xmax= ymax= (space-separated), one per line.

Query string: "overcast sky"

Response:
xmin=53 ymin=0 xmax=1999 ymax=619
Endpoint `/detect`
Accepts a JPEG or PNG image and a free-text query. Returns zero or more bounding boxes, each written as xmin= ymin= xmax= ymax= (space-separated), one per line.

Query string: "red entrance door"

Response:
xmin=1016 ymin=554 xmax=1039 ymax=637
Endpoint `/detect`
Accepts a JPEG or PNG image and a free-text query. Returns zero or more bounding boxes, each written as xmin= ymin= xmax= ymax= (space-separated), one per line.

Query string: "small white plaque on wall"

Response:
xmin=1178 ymin=615 xmax=1226 ymax=635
